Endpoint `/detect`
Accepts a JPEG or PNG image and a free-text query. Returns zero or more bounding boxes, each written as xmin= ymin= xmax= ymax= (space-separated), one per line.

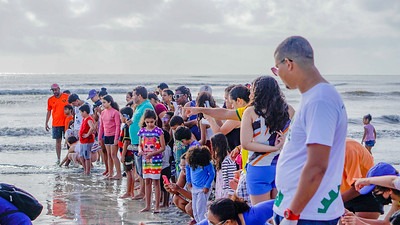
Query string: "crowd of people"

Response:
xmin=42 ymin=36 xmax=400 ymax=225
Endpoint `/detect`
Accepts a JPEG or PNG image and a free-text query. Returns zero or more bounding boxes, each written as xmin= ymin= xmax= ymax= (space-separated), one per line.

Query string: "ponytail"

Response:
xmin=103 ymin=95 xmax=119 ymax=111
xmin=208 ymin=198 xmax=250 ymax=225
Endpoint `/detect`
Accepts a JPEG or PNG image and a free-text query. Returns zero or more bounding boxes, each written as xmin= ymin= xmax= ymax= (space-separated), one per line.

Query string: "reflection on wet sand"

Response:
xmin=45 ymin=171 xmax=177 ymax=225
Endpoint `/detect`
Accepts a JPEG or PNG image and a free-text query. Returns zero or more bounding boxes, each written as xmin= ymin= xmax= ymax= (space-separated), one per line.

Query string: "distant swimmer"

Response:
xmin=45 ymin=83 xmax=69 ymax=165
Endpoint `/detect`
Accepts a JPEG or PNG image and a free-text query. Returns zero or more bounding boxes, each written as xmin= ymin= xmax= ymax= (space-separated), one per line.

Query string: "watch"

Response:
xmin=284 ymin=208 xmax=300 ymax=220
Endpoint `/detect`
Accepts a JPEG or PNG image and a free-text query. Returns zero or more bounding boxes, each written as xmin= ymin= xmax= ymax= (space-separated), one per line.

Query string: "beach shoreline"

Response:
xmin=0 ymin=150 xmax=190 ymax=225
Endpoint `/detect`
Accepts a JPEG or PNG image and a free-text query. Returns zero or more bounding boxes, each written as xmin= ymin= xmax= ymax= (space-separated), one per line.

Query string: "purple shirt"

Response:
xmin=364 ymin=124 xmax=375 ymax=141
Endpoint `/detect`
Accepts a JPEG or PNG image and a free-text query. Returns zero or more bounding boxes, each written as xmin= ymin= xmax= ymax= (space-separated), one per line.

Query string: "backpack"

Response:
xmin=0 ymin=183 xmax=43 ymax=220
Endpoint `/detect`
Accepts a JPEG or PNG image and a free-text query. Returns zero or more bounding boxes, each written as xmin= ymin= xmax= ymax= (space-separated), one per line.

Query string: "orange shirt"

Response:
xmin=341 ymin=138 xmax=374 ymax=193
xmin=64 ymin=115 xmax=73 ymax=132
xmin=47 ymin=93 xmax=69 ymax=127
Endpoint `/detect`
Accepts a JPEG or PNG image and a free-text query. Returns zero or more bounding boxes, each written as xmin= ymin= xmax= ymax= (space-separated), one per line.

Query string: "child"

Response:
xmin=160 ymin=130 xmax=172 ymax=207
xmin=99 ymin=95 xmax=121 ymax=179
xmin=211 ymin=133 xmax=236 ymax=199
xmin=79 ymin=104 xmax=95 ymax=175
xmin=174 ymin=126 xmax=201 ymax=150
xmin=362 ymin=114 xmax=376 ymax=153
xmin=138 ymin=109 xmax=166 ymax=213
xmin=170 ymin=116 xmax=187 ymax=177
xmin=119 ymin=107 xmax=135 ymax=199
xmin=186 ymin=145 xmax=215 ymax=223
xmin=60 ymin=136 xmax=79 ymax=167
xmin=64 ymin=105 xmax=74 ymax=133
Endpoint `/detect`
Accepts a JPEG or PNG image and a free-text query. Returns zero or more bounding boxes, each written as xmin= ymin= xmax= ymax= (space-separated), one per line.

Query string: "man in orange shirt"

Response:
xmin=341 ymin=138 xmax=383 ymax=219
xmin=45 ymin=83 xmax=69 ymax=164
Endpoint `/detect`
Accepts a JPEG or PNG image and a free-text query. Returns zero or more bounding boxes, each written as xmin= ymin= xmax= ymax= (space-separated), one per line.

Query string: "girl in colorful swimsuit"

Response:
xmin=138 ymin=109 xmax=166 ymax=213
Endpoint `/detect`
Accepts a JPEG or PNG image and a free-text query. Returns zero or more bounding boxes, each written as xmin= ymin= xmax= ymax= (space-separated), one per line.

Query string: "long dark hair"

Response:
xmin=175 ymin=85 xmax=192 ymax=101
xmin=102 ymin=95 xmax=119 ymax=111
xmin=252 ymin=76 xmax=289 ymax=134
xmin=140 ymin=109 xmax=158 ymax=128
xmin=163 ymin=89 xmax=175 ymax=101
xmin=209 ymin=198 xmax=250 ymax=225
xmin=211 ymin=133 xmax=230 ymax=171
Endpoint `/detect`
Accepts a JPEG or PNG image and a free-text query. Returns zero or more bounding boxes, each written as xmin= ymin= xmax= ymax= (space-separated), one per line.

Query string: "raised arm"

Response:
xmin=183 ymin=107 xmax=239 ymax=121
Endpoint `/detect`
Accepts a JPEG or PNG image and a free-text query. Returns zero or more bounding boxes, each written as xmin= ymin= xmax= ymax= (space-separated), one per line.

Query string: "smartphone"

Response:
xmin=162 ymin=175 xmax=170 ymax=185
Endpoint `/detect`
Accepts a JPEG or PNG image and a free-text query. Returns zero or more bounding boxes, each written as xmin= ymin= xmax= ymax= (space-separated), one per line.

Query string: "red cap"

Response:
xmin=50 ymin=83 xmax=60 ymax=90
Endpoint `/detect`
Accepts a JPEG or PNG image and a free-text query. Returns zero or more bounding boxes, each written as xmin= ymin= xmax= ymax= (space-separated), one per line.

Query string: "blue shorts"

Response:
xmin=246 ymin=164 xmax=276 ymax=195
xmin=52 ymin=126 xmax=64 ymax=139
xmin=365 ymin=140 xmax=375 ymax=147
xmin=80 ymin=143 xmax=93 ymax=160
xmin=274 ymin=214 xmax=339 ymax=225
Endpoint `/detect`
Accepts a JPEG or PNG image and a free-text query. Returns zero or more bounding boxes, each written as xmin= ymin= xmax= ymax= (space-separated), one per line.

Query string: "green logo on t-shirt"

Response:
xmin=318 ymin=185 xmax=340 ymax=213
xmin=274 ymin=190 xmax=284 ymax=207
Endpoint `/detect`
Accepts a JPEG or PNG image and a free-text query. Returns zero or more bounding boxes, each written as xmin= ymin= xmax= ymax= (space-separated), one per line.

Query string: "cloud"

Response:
xmin=0 ymin=0 xmax=399 ymax=74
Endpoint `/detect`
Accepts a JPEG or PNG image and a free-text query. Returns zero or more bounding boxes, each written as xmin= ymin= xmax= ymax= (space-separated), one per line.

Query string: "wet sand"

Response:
xmin=0 ymin=150 xmax=191 ymax=225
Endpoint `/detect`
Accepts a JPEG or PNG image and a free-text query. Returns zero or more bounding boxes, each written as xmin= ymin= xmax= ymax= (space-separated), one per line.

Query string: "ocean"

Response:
xmin=0 ymin=74 xmax=399 ymax=224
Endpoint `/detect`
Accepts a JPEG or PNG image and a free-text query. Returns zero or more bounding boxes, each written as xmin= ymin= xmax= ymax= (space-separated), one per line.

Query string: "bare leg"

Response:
xmin=56 ymin=138 xmax=62 ymax=163
xmin=140 ymin=179 xmax=152 ymax=212
xmin=111 ymin=144 xmax=122 ymax=179
xmin=105 ymin=145 xmax=114 ymax=177
xmin=153 ymin=179 xmax=161 ymax=212
xmin=101 ymin=142 xmax=109 ymax=175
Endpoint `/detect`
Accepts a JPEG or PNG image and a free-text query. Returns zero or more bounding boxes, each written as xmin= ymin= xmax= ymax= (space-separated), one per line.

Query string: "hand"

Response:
xmin=274 ymin=131 xmax=285 ymax=150
xmin=354 ymin=178 xmax=369 ymax=192
xmin=230 ymin=146 xmax=240 ymax=160
xmin=279 ymin=218 xmax=298 ymax=225
xmin=203 ymin=187 xmax=209 ymax=194
xmin=121 ymin=155 xmax=126 ymax=163
xmin=114 ymin=139 xmax=118 ymax=145
xmin=45 ymin=124 xmax=50 ymax=132
xmin=99 ymin=139 xmax=104 ymax=146
xmin=145 ymin=153 xmax=152 ymax=160
xmin=83 ymin=133 xmax=89 ymax=138
xmin=229 ymin=178 xmax=238 ymax=190
xmin=340 ymin=211 xmax=357 ymax=225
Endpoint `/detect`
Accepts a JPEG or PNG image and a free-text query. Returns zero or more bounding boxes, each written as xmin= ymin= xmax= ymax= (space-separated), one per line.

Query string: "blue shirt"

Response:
xmin=189 ymin=140 xmax=201 ymax=148
xmin=0 ymin=197 xmax=32 ymax=225
xmin=186 ymin=162 xmax=215 ymax=189
xmin=129 ymin=99 xmax=154 ymax=145
xmin=197 ymin=200 xmax=274 ymax=225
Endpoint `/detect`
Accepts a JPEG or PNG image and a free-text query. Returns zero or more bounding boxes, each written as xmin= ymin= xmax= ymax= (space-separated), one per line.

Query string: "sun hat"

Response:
xmin=359 ymin=162 xmax=398 ymax=195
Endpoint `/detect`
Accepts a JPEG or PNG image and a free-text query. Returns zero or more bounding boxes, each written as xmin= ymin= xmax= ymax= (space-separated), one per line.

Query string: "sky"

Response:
xmin=0 ymin=0 xmax=399 ymax=75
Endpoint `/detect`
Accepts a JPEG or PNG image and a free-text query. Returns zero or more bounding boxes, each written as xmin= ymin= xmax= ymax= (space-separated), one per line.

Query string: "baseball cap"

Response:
xmin=87 ymin=89 xmax=97 ymax=100
xmin=359 ymin=162 xmax=398 ymax=195
xmin=199 ymin=85 xmax=212 ymax=94
xmin=50 ymin=83 xmax=60 ymax=90
xmin=157 ymin=82 xmax=169 ymax=90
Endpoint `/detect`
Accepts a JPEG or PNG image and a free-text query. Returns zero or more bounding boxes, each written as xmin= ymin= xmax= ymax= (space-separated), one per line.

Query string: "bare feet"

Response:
xmin=139 ymin=207 xmax=150 ymax=212
xmin=119 ymin=193 xmax=131 ymax=199
xmin=153 ymin=208 xmax=160 ymax=213
xmin=102 ymin=170 xmax=108 ymax=176
xmin=134 ymin=185 xmax=141 ymax=190
xmin=111 ymin=175 xmax=122 ymax=180
xmin=132 ymin=194 xmax=144 ymax=200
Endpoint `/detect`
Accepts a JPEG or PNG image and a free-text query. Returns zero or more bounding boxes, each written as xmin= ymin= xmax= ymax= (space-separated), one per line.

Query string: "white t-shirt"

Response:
xmin=394 ymin=177 xmax=400 ymax=190
xmin=274 ymin=83 xmax=348 ymax=221
xmin=73 ymin=101 xmax=94 ymax=132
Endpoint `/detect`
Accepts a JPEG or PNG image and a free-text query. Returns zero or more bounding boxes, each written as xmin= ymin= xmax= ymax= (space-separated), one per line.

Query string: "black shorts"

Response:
xmin=104 ymin=136 xmax=115 ymax=145
xmin=345 ymin=193 xmax=384 ymax=214
xmin=160 ymin=167 xmax=171 ymax=192
xmin=123 ymin=154 xmax=134 ymax=172
xmin=52 ymin=126 xmax=64 ymax=139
